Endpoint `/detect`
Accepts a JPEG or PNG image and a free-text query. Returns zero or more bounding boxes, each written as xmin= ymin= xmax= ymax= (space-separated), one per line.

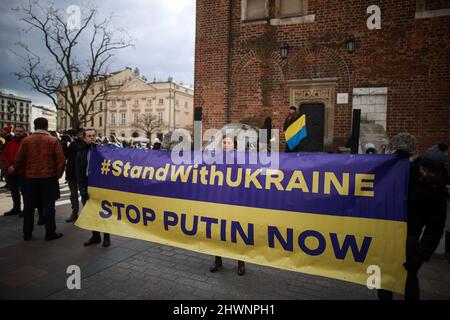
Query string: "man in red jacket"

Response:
xmin=1 ymin=126 xmax=27 ymax=216
xmin=14 ymin=118 xmax=66 ymax=241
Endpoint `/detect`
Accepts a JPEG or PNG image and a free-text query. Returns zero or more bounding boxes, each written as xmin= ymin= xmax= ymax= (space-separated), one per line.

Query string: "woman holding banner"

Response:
xmin=209 ymin=135 xmax=246 ymax=276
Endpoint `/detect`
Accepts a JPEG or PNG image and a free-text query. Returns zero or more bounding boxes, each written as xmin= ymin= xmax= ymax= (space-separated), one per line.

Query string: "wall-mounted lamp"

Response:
xmin=280 ymin=43 xmax=290 ymax=59
xmin=345 ymin=37 xmax=356 ymax=54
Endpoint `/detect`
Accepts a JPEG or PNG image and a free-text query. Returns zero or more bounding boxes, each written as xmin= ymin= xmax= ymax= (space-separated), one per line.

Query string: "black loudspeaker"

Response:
xmin=350 ymin=109 xmax=361 ymax=154
xmin=194 ymin=107 xmax=202 ymax=121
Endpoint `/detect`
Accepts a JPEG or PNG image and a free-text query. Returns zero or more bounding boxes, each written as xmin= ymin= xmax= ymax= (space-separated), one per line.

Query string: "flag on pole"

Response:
xmin=285 ymin=114 xmax=307 ymax=150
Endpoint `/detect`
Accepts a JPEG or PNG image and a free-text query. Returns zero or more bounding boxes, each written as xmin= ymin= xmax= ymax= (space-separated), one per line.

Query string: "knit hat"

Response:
xmin=387 ymin=132 xmax=418 ymax=156
xmin=421 ymin=143 xmax=448 ymax=172
xmin=4 ymin=125 xmax=12 ymax=133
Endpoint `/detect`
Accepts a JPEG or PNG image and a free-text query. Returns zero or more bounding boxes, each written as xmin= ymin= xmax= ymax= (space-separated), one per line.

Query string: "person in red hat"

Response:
xmin=1 ymin=125 xmax=14 ymax=188
xmin=1 ymin=126 xmax=27 ymax=216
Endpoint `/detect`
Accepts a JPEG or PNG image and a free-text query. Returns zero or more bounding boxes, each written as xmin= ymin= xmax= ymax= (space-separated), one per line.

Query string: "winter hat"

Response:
xmin=364 ymin=143 xmax=377 ymax=153
xmin=387 ymin=132 xmax=418 ymax=156
xmin=4 ymin=125 xmax=12 ymax=133
xmin=421 ymin=143 xmax=448 ymax=172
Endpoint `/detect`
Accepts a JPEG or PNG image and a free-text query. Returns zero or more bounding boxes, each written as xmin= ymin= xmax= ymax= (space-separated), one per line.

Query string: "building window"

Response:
xmin=134 ymin=99 xmax=139 ymax=106
xmin=112 ymin=100 xmax=116 ymax=107
xmin=184 ymin=101 xmax=189 ymax=109
xmin=158 ymin=112 xmax=163 ymax=125
xmin=122 ymin=99 xmax=126 ymax=107
xmin=242 ymin=0 xmax=269 ymax=21
xmin=121 ymin=112 xmax=126 ymax=125
xmin=99 ymin=116 xmax=102 ymax=127
xmin=416 ymin=0 xmax=450 ymax=19
xmin=91 ymin=117 xmax=94 ymax=127
xmin=100 ymin=102 xmax=103 ymax=111
xmin=147 ymin=98 xmax=152 ymax=105
xmin=352 ymin=87 xmax=388 ymax=131
xmin=158 ymin=98 xmax=164 ymax=105
xmin=111 ymin=113 xmax=116 ymax=125
xmin=91 ymin=88 xmax=95 ymax=95
xmin=134 ymin=112 xmax=139 ymax=125
xmin=276 ymin=0 xmax=307 ymax=17
xmin=146 ymin=112 xmax=152 ymax=122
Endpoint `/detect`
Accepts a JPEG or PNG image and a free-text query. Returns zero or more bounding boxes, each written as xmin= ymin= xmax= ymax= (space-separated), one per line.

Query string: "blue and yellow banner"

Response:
xmin=285 ymin=114 xmax=307 ymax=149
xmin=76 ymin=146 xmax=410 ymax=293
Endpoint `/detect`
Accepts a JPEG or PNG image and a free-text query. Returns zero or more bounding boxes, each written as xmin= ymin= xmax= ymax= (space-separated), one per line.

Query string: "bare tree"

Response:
xmin=13 ymin=0 xmax=134 ymax=128
xmin=134 ymin=113 xmax=164 ymax=140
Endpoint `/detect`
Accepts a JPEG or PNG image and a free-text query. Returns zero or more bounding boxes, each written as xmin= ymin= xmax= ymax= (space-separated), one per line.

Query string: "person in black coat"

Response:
xmin=76 ymin=128 xmax=111 ymax=248
xmin=65 ymin=128 xmax=85 ymax=222
xmin=378 ymin=142 xmax=449 ymax=300
xmin=283 ymin=106 xmax=301 ymax=153
xmin=209 ymin=136 xmax=246 ymax=276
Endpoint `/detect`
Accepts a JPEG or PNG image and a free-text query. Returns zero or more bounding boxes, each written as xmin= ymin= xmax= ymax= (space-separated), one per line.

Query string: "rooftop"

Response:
xmin=0 ymin=90 xmax=32 ymax=102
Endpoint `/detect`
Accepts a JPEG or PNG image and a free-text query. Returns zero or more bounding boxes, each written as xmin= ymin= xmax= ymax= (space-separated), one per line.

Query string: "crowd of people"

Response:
xmin=0 ymin=119 xmax=163 ymax=245
xmin=0 ymin=108 xmax=448 ymax=299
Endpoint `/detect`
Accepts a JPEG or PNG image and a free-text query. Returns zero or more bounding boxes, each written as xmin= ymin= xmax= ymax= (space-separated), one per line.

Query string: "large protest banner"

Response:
xmin=76 ymin=146 xmax=410 ymax=293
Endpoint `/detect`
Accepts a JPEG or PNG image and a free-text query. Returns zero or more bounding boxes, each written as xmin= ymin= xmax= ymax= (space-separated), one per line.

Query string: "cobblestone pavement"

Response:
xmin=0 ymin=181 xmax=449 ymax=300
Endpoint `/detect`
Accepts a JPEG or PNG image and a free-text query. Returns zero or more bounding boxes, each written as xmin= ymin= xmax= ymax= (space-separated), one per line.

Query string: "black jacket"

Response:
xmin=65 ymin=139 xmax=85 ymax=181
xmin=283 ymin=112 xmax=300 ymax=132
xmin=407 ymin=158 xmax=449 ymax=263
xmin=75 ymin=141 xmax=91 ymax=198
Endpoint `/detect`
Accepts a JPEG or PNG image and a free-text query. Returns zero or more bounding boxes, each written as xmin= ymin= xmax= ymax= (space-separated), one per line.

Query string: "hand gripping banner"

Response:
xmin=76 ymin=146 xmax=409 ymax=293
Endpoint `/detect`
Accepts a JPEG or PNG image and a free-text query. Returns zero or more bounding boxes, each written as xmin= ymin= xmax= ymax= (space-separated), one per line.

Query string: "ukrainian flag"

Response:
xmin=285 ymin=114 xmax=307 ymax=150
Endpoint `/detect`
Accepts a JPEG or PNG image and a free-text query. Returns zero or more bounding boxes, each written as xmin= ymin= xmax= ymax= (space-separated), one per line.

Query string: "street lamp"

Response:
xmin=280 ymin=43 xmax=290 ymax=59
xmin=346 ymin=37 xmax=356 ymax=54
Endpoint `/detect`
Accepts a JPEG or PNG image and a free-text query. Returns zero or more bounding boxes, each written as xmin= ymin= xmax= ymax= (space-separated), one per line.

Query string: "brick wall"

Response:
xmin=195 ymin=0 xmax=450 ymax=162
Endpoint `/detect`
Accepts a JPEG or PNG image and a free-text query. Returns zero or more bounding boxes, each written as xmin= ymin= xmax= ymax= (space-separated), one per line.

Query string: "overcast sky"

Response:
xmin=0 ymin=0 xmax=196 ymax=108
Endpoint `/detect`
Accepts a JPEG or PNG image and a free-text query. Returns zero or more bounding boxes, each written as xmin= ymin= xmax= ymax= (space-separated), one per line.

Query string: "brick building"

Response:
xmin=194 ymin=0 xmax=450 ymax=154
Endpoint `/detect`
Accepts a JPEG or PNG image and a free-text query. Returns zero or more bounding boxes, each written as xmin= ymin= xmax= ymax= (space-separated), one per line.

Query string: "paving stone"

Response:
xmin=1 ymin=194 xmax=449 ymax=300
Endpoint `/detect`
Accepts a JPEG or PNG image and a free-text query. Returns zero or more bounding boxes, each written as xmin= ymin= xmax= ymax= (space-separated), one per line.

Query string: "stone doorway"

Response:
xmin=288 ymin=78 xmax=337 ymax=150
xmin=298 ymin=103 xmax=325 ymax=152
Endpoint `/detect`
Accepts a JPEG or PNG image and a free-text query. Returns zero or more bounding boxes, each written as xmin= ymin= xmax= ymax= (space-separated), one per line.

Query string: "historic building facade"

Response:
xmin=57 ymin=68 xmax=194 ymax=143
xmin=194 ymin=0 xmax=450 ymax=154
xmin=0 ymin=91 xmax=31 ymax=132
xmin=31 ymin=105 xmax=57 ymax=131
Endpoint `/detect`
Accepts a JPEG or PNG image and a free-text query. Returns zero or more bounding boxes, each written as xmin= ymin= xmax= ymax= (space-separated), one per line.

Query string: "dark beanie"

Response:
xmin=420 ymin=143 xmax=448 ymax=172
